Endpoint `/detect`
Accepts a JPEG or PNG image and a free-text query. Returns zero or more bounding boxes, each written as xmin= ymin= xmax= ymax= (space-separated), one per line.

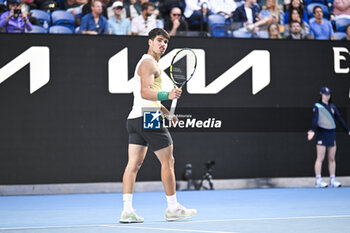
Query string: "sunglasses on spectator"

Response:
xmin=172 ymin=13 xmax=181 ymax=16
xmin=115 ymin=6 xmax=123 ymax=10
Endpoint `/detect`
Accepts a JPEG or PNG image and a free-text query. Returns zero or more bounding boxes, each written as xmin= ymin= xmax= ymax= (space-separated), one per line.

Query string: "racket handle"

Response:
xmin=168 ymin=99 xmax=178 ymax=120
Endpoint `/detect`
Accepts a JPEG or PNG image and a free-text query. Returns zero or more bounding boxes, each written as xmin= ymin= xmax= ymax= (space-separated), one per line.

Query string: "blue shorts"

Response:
xmin=316 ymin=128 xmax=336 ymax=147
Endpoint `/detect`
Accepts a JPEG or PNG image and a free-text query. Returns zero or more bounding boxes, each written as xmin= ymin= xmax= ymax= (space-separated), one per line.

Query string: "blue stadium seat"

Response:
xmin=51 ymin=10 xmax=75 ymax=31
xmin=49 ymin=25 xmax=74 ymax=34
xmin=307 ymin=3 xmax=330 ymax=19
xmin=208 ymin=14 xmax=227 ymax=37
xmin=335 ymin=17 xmax=350 ymax=32
xmin=232 ymin=29 xmax=252 ymax=38
xmin=333 ymin=31 xmax=346 ymax=40
xmin=304 ymin=0 xmax=327 ymax=5
xmin=30 ymin=9 xmax=51 ymax=27
xmin=26 ymin=25 xmax=48 ymax=33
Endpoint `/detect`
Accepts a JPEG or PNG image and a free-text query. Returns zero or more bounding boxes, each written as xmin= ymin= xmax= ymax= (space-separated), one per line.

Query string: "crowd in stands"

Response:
xmin=0 ymin=0 xmax=349 ymax=40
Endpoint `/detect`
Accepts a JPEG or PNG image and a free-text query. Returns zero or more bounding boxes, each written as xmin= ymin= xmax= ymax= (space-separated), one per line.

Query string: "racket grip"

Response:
xmin=168 ymin=99 xmax=178 ymax=120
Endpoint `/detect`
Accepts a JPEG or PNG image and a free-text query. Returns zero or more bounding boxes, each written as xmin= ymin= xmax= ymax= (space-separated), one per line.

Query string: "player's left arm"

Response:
xmin=333 ymin=105 xmax=350 ymax=135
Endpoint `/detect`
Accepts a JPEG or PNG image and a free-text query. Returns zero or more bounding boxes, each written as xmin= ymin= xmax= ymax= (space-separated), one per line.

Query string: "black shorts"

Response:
xmin=316 ymin=128 xmax=336 ymax=147
xmin=127 ymin=117 xmax=173 ymax=151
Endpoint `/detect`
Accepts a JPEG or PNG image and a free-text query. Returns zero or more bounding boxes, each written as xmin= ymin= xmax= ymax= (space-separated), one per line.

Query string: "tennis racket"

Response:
xmin=168 ymin=48 xmax=197 ymax=120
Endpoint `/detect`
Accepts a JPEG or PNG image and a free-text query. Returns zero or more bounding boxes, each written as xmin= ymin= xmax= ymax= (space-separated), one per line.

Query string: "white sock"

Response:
xmin=166 ymin=194 xmax=179 ymax=212
xmin=330 ymin=175 xmax=335 ymax=180
xmin=316 ymin=175 xmax=322 ymax=180
xmin=123 ymin=193 xmax=134 ymax=213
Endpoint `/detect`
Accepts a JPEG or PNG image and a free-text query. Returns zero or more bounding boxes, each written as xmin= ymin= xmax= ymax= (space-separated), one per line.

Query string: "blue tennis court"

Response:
xmin=1 ymin=187 xmax=350 ymax=233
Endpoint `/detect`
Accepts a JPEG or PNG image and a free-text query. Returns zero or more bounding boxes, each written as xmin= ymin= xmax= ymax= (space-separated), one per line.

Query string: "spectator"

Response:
xmin=163 ymin=6 xmax=188 ymax=36
xmin=232 ymin=0 xmax=259 ymax=37
xmin=0 ymin=0 xmax=32 ymax=33
xmin=267 ymin=22 xmax=281 ymax=38
xmin=35 ymin=0 xmax=59 ymax=12
xmin=284 ymin=8 xmax=310 ymax=37
xmin=82 ymin=0 xmax=108 ymax=18
xmin=256 ymin=0 xmax=283 ymax=29
xmin=108 ymin=1 xmax=131 ymax=35
xmin=79 ymin=0 xmax=109 ymax=34
xmin=342 ymin=23 xmax=350 ymax=40
xmin=310 ymin=6 xmax=335 ymax=40
xmin=66 ymin=0 xmax=88 ymax=26
xmin=63 ymin=0 xmax=80 ymax=10
xmin=127 ymin=0 xmax=141 ymax=20
xmin=131 ymin=2 xmax=156 ymax=35
xmin=241 ymin=0 xmax=283 ymax=38
xmin=209 ymin=0 xmax=236 ymax=19
xmin=285 ymin=20 xmax=306 ymax=39
xmin=184 ymin=0 xmax=211 ymax=31
xmin=107 ymin=0 xmax=138 ymax=21
xmin=333 ymin=0 xmax=350 ymax=20
xmin=158 ymin=0 xmax=185 ymax=19
xmin=284 ymin=0 xmax=308 ymax=24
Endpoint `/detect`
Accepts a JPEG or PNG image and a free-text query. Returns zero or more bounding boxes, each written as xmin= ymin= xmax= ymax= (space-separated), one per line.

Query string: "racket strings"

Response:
xmin=170 ymin=49 xmax=196 ymax=86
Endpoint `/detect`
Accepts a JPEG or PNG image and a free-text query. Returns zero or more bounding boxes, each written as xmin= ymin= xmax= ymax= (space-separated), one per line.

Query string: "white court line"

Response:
xmin=102 ymin=225 xmax=237 ymax=233
xmin=0 ymin=224 xmax=236 ymax=233
xmin=166 ymin=214 xmax=350 ymax=224
xmin=0 ymin=224 xmax=105 ymax=231
xmin=1 ymin=215 xmax=349 ymax=231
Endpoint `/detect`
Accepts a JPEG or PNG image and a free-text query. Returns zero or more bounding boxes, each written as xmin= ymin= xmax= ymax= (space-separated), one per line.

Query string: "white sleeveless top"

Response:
xmin=128 ymin=54 xmax=162 ymax=119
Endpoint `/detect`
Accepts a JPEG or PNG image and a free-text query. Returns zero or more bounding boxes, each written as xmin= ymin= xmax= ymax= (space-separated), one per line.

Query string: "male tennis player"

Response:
xmin=307 ymin=87 xmax=350 ymax=188
xmin=120 ymin=28 xmax=197 ymax=223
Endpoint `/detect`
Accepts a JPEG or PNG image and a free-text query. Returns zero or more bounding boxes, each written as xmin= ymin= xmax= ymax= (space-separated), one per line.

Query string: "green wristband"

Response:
xmin=157 ymin=91 xmax=169 ymax=101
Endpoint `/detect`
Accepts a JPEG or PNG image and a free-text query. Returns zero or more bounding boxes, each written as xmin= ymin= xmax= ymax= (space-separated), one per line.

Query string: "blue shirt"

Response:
xmin=108 ymin=17 xmax=130 ymax=35
xmin=310 ymin=19 xmax=334 ymax=40
xmin=79 ymin=13 xmax=109 ymax=34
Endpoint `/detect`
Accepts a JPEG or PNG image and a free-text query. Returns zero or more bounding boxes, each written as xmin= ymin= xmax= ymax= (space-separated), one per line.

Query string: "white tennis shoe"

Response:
xmin=120 ymin=210 xmax=144 ymax=223
xmin=165 ymin=204 xmax=197 ymax=221
xmin=330 ymin=178 xmax=342 ymax=188
xmin=315 ymin=179 xmax=328 ymax=188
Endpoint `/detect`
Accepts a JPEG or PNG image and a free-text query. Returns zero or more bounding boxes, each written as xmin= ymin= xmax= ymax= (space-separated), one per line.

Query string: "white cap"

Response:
xmin=112 ymin=1 xmax=123 ymax=8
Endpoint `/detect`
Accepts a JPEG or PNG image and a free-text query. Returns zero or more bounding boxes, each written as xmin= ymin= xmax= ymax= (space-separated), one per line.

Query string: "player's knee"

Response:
xmin=162 ymin=155 xmax=175 ymax=167
xmin=127 ymin=161 xmax=144 ymax=173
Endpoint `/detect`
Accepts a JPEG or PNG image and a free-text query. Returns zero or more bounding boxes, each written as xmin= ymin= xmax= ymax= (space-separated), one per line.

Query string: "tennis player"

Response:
xmin=307 ymin=87 xmax=350 ymax=188
xmin=120 ymin=28 xmax=197 ymax=223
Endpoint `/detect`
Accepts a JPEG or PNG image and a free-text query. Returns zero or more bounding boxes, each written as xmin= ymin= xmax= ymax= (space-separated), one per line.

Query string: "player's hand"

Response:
xmin=348 ymin=131 xmax=350 ymax=136
xmin=307 ymin=130 xmax=315 ymax=141
xmin=169 ymin=114 xmax=179 ymax=126
xmin=168 ymin=88 xmax=182 ymax=100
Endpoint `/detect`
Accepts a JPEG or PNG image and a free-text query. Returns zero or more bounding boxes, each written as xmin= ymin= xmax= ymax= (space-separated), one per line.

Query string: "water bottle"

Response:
xmin=43 ymin=21 xmax=48 ymax=32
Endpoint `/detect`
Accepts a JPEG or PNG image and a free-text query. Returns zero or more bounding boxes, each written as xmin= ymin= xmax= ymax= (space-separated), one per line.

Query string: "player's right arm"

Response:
xmin=139 ymin=59 xmax=159 ymax=101
xmin=139 ymin=59 xmax=182 ymax=101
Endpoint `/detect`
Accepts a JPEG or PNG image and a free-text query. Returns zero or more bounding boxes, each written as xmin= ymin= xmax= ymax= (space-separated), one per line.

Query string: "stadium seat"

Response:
xmin=304 ymin=0 xmax=327 ymax=5
xmin=208 ymin=14 xmax=227 ymax=37
xmin=232 ymin=29 xmax=252 ymax=38
xmin=49 ymin=25 xmax=73 ymax=34
xmin=333 ymin=31 xmax=346 ymax=40
xmin=307 ymin=3 xmax=330 ymax=19
xmin=30 ymin=9 xmax=51 ymax=27
xmin=51 ymin=10 xmax=75 ymax=31
xmin=335 ymin=17 xmax=350 ymax=32
xmin=26 ymin=25 xmax=48 ymax=33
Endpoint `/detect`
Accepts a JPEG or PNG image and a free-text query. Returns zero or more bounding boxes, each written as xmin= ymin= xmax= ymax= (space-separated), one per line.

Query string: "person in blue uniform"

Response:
xmin=307 ymin=87 xmax=350 ymax=188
